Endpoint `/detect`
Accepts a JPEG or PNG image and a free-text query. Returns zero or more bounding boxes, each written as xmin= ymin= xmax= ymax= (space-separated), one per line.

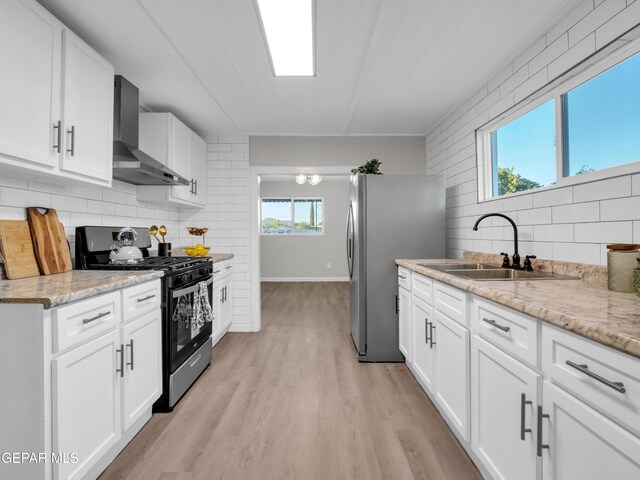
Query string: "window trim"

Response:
xmin=260 ymin=196 xmax=325 ymax=236
xmin=477 ymin=29 xmax=640 ymax=202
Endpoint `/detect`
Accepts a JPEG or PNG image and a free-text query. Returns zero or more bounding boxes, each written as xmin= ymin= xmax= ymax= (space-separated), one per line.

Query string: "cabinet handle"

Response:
xmin=536 ymin=405 xmax=550 ymax=457
xmin=53 ymin=121 xmax=61 ymax=152
xmin=116 ymin=344 xmax=124 ymax=378
xmin=395 ymin=295 xmax=399 ymax=314
xmin=82 ymin=311 xmax=110 ymax=324
xmin=482 ymin=317 xmax=511 ymax=333
xmin=126 ymin=339 xmax=134 ymax=370
xmin=425 ymin=318 xmax=429 ymax=345
xmin=66 ymin=126 xmax=75 ymax=156
xmin=397 ymin=274 xmax=406 ymax=280
xmin=429 ymin=322 xmax=436 ymax=348
xmin=225 ymin=265 xmax=232 ymax=270
xmin=520 ymin=393 xmax=532 ymax=440
xmin=224 ymin=286 xmax=227 ymax=303
xmin=213 ymin=269 xmax=222 ymax=274
xmin=189 ymin=179 xmax=194 ymax=194
xmin=565 ymin=360 xmax=626 ymax=394
xmin=137 ymin=294 xmax=156 ymax=302
xmin=194 ymin=179 xmax=198 ymax=195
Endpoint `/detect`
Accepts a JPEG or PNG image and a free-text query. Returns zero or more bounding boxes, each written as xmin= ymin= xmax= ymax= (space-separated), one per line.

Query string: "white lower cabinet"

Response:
xmin=53 ymin=330 xmax=122 ymax=480
xmin=0 ymin=279 xmax=162 ymax=480
xmin=411 ymin=295 xmax=436 ymax=393
xmin=435 ymin=311 xmax=470 ymax=440
xmin=400 ymin=268 xmax=640 ymax=480
xmin=398 ymin=285 xmax=412 ymax=362
xmin=211 ymin=260 xmax=234 ymax=347
xmin=121 ymin=310 xmax=162 ymax=431
xmin=471 ymin=335 xmax=540 ymax=480
xmin=541 ymin=381 xmax=640 ymax=480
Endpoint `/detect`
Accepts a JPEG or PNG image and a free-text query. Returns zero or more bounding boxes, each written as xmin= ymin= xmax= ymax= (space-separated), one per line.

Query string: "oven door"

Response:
xmin=168 ymin=276 xmax=213 ymax=372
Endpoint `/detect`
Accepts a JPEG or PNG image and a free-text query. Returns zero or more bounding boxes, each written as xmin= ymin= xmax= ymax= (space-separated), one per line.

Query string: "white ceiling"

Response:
xmin=40 ymin=0 xmax=585 ymax=136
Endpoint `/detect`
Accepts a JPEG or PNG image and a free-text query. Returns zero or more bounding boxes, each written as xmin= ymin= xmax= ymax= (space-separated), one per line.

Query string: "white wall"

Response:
xmin=179 ymin=135 xmax=253 ymax=331
xmin=0 ymin=177 xmax=180 ymax=260
xmin=250 ymin=136 xmax=427 ymax=174
xmin=259 ymin=178 xmax=350 ymax=280
xmin=426 ymin=0 xmax=640 ymax=265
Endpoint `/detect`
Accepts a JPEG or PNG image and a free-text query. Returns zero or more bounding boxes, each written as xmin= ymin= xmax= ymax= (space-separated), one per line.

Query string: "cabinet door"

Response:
xmin=61 ymin=29 xmax=114 ymax=182
xmin=52 ymin=330 xmax=121 ymax=480
xmin=0 ymin=0 xmax=61 ymax=168
xmin=411 ymin=295 xmax=435 ymax=393
xmin=221 ymin=278 xmax=233 ymax=331
xmin=471 ymin=335 xmax=539 ymax=480
xmin=542 ymin=382 xmax=640 ymax=480
xmin=190 ymin=131 xmax=207 ymax=206
xmin=398 ymin=286 xmax=412 ymax=363
xmin=121 ymin=310 xmax=162 ymax=431
xmin=435 ymin=311 xmax=470 ymax=440
xmin=211 ymin=280 xmax=222 ymax=341
xmin=168 ymin=116 xmax=191 ymax=201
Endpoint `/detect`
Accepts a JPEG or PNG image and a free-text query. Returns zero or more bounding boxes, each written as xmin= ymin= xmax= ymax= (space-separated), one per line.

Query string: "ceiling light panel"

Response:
xmin=256 ymin=0 xmax=315 ymax=76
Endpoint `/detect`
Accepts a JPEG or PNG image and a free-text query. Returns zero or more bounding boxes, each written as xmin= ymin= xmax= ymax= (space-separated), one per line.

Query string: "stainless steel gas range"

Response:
xmin=75 ymin=226 xmax=213 ymax=411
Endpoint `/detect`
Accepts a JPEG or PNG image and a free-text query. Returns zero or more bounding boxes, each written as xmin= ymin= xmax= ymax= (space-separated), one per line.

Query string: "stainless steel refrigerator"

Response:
xmin=346 ymin=174 xmax=445 ymax=362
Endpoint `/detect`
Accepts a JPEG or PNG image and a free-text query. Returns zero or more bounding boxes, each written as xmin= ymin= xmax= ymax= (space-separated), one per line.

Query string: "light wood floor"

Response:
xmin=100 ymin=282 xmax=482 ymax=480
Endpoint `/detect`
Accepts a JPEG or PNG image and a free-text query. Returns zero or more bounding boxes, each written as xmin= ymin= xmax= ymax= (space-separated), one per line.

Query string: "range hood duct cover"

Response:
xmin=112 ymin=76 xmax=189 ymax=186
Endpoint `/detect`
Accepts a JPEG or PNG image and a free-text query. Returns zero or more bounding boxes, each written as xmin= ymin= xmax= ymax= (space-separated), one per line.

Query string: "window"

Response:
xmin=261 ymin=198 xmax=323 ymax=235
xmin=478 ymin=46 xmax=640 ymax=200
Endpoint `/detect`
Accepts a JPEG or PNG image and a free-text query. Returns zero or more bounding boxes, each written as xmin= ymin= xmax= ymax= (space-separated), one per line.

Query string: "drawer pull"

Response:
xmin=482 ymin=317 xmax=511 ymax=333
xmin=213 ymin=269 xmax=222 ymax=274
xmin=520 ymin=393 xmax=532 ymax=440
xmin=126 ymin=339 xmax=134 ymax=370
xmin=116 ymin=344 xmax=124 ymax=378
xmin=536 ymin=405 xmax=550 ymax=457
xmin=397 ymin=274 xmax=406 ymax=279
xmin=137 ymin=294 xmax=156 ymax=302
xmin=82 ymin=311 xmax=110 ymax=324
xmin=566 ymin=360 xmax=626 ymax=394
xmin=226 ymin=265 xmax=232 ymax=270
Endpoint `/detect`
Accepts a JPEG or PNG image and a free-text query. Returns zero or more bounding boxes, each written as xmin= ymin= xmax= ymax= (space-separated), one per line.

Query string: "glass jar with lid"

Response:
xmin=607 ymin=244 xmax=640 ymax=292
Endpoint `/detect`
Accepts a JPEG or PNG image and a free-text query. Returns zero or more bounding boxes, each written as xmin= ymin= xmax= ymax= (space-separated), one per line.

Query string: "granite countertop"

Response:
xmin=396 ymin=254 xmax=640 ymax=359
xmin=0 ymin=270 xmax=164 ymax=309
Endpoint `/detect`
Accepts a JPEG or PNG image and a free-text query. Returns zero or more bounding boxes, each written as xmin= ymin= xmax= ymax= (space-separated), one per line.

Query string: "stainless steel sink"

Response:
xmin=447 ymin=269 xmax=579 ymax=281
xmin=419 ymin=263 xmax=502 ymax=271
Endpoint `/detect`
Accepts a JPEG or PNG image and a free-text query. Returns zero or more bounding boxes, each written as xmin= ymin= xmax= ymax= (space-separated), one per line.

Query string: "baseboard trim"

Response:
xmin=261 ymin=277 xmax=349 ymax=282
xmin=229 ymin=324 xmax=254 ymax=332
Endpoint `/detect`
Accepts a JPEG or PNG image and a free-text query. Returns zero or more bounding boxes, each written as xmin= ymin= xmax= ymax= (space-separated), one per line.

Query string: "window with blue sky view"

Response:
xmin=261 ymin=198 xmax=323 ymax=234
xmin=488 ymin=50 xmax=640 ymax=198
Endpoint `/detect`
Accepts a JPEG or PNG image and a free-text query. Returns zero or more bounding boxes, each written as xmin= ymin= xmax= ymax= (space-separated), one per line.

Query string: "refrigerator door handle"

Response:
xmin=346 ymin=203 xmax=354 ymax=279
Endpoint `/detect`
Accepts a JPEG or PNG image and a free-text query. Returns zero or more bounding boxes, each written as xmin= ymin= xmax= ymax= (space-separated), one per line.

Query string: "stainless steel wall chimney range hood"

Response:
xmin=112 ymin=76 xmax=189 ymax=186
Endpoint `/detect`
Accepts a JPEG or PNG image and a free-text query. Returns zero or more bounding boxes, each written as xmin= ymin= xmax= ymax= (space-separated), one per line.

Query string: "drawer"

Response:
xmin=472 ymin=297 xmax=538 ymax=368
xmin=542 ymin=323 xmax=640 ymax=437
xmin=53 ymin=291 xmax=121 ymax=352
xmin=213 ymin=260 xmax=232 ymax=280
xmin=411 ymin=272 xmax=432 ymax=305
xmin=434 ymin=281 xmax=467 ymax=327
xmin=122 ymin=280 xmax=161 ymax=323
xmin=397 ymin=266 xmax=411 ymax=291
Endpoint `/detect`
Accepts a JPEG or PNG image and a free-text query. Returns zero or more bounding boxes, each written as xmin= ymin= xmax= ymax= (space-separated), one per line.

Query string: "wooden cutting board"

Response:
xmin=0 ymin=220 xmax=41 ymax=279
xmin=27 ymin=207 xmax=73 ymax=275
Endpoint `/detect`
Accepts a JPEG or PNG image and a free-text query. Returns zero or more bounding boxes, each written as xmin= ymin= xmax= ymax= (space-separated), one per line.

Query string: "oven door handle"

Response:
xmin=172 ymin=276 xmax=214 ymax=298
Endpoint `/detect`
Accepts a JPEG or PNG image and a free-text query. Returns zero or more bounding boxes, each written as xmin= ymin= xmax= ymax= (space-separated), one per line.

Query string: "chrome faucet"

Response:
xmin=473 ymin=213 xmax=521 ymax=269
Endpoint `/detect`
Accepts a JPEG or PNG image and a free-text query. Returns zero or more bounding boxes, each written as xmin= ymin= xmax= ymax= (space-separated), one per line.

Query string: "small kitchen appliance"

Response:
xmin=76 ymin=225 xmax=214 ymax=411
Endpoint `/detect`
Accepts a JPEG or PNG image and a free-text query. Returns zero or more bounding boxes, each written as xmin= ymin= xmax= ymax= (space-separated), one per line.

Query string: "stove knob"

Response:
xmin=200 ymin=267 xmax=211 ymax=276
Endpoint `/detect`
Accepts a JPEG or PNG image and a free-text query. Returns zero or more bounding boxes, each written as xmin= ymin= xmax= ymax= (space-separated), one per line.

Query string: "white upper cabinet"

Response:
xmin=0 ymin=0 xmax=61 ymax=168
xmin=60 ymin=29 xmax=114 ymax=181
xmin=0 ymin=0 xmax=114 ymax=186
xmin=137 ymin=112 xmax=207 ymax=207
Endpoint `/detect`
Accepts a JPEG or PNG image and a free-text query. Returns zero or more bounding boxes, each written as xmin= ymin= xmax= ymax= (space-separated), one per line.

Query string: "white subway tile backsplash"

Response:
xmin=514 ymin=68 xmax=548 ymax=103
xmin=548 ymin=34 xmax=596 ymax=80
xmin=532 ymin=187 xmax=573 ymax=208
xmin=596 ymin=0 xmax=640 ymax=48
xmin=51 ymin=194 xmax=88 ymax=213
xmin=633 ymin=174 xmax=640 ymax=196
xmin=529 ymin=34 xmax=569 ymax=75
xmin=573 ymin=176 xmax=631 ymax=202
xmin=600 ymin=196 xmax=640 ymax=221
xmin=568 ymin=0 xmax=626 ymax=46
xmin=553 ymin=242 xmax=602 ymax=264
xmin=534 ymin=224 xmax=574 ymax=242
xmin=574 ymin=221 xmax=632 ymax=243
xmin=633 ymin=221 xmax=640 ymax=243
xmin=517 ymin=207 xmax=552 ymax=225
xmin=551 ymin=201 xmax=600 ymax=223
xmin=0 ymin=186 xmax=50 ymax=208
